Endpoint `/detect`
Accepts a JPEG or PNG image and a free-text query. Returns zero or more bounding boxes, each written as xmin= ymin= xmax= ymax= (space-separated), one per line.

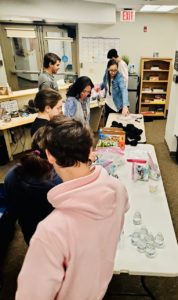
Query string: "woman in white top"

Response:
xmin=101 ymin=59 xmax=129 ymax=123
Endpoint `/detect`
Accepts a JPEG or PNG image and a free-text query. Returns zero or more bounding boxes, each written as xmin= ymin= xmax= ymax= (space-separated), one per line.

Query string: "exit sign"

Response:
xmin=120 ymin=10 xmax=135 ymax=22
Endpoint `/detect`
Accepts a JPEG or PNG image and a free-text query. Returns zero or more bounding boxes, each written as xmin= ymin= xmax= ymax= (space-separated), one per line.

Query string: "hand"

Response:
xmin=94 ymin=85 xmax=101 ymax=93
xmin=122 ymin=106 xmax=129 ymax=116
xmin=89 ymin=151 xmax=97 ymax=163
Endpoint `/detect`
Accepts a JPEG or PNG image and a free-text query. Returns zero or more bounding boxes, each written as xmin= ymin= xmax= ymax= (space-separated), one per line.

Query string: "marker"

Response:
xmin=127 ymin=159 xmax=147 ymax=163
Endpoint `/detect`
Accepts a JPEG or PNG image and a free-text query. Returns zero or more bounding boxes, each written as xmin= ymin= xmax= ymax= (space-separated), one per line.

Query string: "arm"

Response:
xmin=64 ymin=98 xmax=77 ymax=118
xmin=4 ymin=167 xmax=20 ymax=223
xmin=100 ymin=70 xmax=107 ymax=91
xmin=39 ymin=81 xmax=53 ymax=89
xmin=118 ymin=75 xmax=129 ymax=116
xmin=119 ymin=61 xmax=128 ymax=88
xmin=38 ymin=73 xmax=58 ymax=91
xmin=38 ymin=74 xmax=51 ymax=90
xmin=16 ymin=226 xmax=66 ymax=300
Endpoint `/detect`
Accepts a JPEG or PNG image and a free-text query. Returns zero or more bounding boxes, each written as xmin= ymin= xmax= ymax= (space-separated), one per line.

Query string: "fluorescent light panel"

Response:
xmin=140 ymin=5 xmax=178 ymax=12
xmin=157 ymin=6 xmax=178 ymax=12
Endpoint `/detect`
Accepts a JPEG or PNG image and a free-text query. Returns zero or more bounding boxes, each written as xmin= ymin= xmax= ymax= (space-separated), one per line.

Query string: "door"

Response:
xmin=0 ymin=24 xmax=41 ymax=90
xmin=0 ymin=24 xmax=76 ymax=90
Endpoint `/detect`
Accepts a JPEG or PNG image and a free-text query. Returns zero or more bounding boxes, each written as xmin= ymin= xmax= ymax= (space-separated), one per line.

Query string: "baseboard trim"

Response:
xmin=164 ymin=140 xmax=177 ymax=158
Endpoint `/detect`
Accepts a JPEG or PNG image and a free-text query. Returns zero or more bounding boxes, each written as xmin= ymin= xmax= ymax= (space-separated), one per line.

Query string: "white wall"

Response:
xmin=1 ymin=3 xmax=178 ymax=148
xmin=78 ymin=13 xmax=178 ymax=82
xmin=78 ymin=13 xmax=178 ymax=152
xmin=0 ymin=0 xmax=115 ymax=24
xmin=165 ymin=31 xmax=178 ymax=152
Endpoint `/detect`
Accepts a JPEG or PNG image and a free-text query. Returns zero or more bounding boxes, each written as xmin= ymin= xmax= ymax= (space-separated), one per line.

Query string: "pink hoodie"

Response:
xmin=16 ymin=166 xmax=129 ymax=300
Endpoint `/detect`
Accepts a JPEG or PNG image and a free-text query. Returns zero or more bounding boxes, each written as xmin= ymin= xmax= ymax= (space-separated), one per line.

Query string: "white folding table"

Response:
xmin=112 ymin=144 xmax=178 ymax=299
xmin=106 ymin=113 xmax=146 ymax=144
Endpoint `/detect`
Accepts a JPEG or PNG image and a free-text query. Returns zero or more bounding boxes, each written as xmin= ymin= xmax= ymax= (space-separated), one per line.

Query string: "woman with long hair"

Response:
xmin=4 ymin=126 xmax=62 ymax=245
xmin=31 ymin=88 xmax=63 ymax=136
xmin=64 ymin=76 xmax=94 ymax=125
xmin=101 ymin=59 xmax=129 ymax=123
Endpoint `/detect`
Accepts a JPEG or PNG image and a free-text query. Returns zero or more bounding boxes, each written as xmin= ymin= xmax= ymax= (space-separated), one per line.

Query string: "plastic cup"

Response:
xmin=155 ymin=232 xmax=165 ymax=248
xmin=133 ymin=211 xmax=142 ymax=225
xmin=131 ymin=231 xmax=140 ymax=246
xmin=149 ymin=183 xmax=158 ymax=193
xmin=137 ymin=239 xmax=146 ymax=253
xmin=145 ymin=244 xmax=157 ymax=258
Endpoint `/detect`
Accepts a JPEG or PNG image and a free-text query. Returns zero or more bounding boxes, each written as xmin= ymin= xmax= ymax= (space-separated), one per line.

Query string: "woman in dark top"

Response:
xmin=31 ymin=88 xmax=63 ymax=136
xmin=4 ymin=127 xmax=62 ymax=245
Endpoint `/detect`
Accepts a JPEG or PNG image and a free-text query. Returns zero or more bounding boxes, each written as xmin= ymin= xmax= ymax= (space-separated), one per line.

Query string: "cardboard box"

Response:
xmin=149 ymin=76 xmax=159 ymax=81
xmin=97 ymin=127 xmax=125 ymax=150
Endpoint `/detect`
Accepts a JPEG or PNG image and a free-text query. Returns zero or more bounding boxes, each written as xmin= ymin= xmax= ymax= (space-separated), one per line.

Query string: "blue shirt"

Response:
xmin=101 ymin=71 xmax=129 ymax=111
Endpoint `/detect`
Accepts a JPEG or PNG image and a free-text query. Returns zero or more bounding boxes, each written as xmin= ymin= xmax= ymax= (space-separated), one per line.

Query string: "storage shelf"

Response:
xmin=141 ymin=101 xmax=166 ymax=105
xmin=141 ymin=112 xmax=165 ymax=116
xmin=141 ymin=91 xmax=167 ymax=94
xmin=139 ymin=58 xmax=172 ymax=118
xmin=142 ymin=80 xmax=168 ymax=83
xmin=143 ymin=69 xmax=169 ymax=72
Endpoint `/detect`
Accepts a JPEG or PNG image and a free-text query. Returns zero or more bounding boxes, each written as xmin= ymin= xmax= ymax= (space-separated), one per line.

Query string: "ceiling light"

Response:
xmin=140 ymin=5 xmax=159 ymax=12
xmin=140 ymin=5 xmax=178 ymax=12
xmin=157 ymin=6 xmax=178 ymax=12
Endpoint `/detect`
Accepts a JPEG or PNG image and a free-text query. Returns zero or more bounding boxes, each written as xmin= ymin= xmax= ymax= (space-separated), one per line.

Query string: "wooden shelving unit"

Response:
xmin=139 ymin=57 xmax=173 ymax=117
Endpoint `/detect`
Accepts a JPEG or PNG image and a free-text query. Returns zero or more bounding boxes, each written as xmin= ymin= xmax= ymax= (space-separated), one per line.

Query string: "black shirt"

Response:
xmin=31 ymin=118 xmax=48 ymax=136
xmin=4 ymin=166 xmax=62 ymax=244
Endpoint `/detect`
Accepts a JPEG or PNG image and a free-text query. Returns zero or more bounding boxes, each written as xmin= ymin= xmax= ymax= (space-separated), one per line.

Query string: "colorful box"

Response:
xmin=97 ymin=127 xmax=125 ymax=150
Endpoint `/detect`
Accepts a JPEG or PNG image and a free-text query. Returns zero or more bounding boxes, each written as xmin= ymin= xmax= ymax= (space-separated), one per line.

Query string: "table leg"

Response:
xmin=141 ymin=276 xmax=156 ymax=300
xmin=90 ymin=106 xmax=104 ymax=132
xmin=3 ymin=129 xmax=13 ymax=161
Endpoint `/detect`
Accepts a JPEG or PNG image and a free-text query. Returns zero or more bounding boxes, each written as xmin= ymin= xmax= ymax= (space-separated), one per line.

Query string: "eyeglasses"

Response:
xmin=108 ymin=69 xmax=118 ymax=73
xmin=81 ymin=89 xmax=91 ymax=94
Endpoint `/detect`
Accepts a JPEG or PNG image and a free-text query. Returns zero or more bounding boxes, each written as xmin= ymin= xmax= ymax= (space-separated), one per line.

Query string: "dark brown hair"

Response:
xmin=19 ymin=127 xmax=52 ymax=179
xmin=66 ymin=76 xmax=94 ymax=98
xmin=34 ymin=89 xmax=62 ymax=112
xmin=43 ymin=52 xmax=61 ymax=68
xmin=107 ymin=49 xmax=118 ymax=59
xmin=107 ymin=59 xmax=118 ymax=96
xmin=43 ymin=115 xmax=94 ymax=167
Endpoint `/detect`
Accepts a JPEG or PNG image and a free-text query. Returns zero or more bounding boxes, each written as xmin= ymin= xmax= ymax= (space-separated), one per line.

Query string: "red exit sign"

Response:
xmin=120 ymin=10 xmax=135 ymax=22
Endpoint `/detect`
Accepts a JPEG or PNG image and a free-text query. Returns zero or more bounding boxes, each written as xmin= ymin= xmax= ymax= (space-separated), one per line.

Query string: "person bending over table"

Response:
xmin=107 ymin=48 xmax=128 ymax=88
xmin=16 ymin=115 xmax=129 ymax=300
xmin=64 ymin=76 xmax=94 ymax=125
xmin=101 ymin=59 xmax=129 ymax=123
xmin=38 ymin=52 xmax=61 ymax=91
xmin=31 ymin=88 xmax=63 ymax=136
xmin=4 ymin=127 xmax=62 ymax=245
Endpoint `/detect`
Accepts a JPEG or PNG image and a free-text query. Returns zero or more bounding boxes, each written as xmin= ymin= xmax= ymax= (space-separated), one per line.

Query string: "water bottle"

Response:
xmin=129 ymin=64 xmax=135 ymax=74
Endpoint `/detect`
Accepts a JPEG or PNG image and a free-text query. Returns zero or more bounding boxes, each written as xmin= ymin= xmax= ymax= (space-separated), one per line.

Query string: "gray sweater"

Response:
xmin=38 ymin=71 xmax=58 ymax=91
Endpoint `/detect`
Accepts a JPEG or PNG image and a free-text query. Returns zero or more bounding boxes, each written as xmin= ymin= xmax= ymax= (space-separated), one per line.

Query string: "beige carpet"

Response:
xmin=0 ymin=119 xmax=178 ymax=300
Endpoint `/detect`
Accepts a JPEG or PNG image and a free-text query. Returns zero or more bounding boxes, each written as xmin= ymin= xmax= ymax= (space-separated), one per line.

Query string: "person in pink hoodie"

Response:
xmin=16 ymin=115 xmax=129 ymax=300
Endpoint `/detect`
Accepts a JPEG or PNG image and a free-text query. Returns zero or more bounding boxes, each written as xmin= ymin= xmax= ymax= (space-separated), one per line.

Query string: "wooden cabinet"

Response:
xmin=139 ymin=57 xmax=173 ymax=117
